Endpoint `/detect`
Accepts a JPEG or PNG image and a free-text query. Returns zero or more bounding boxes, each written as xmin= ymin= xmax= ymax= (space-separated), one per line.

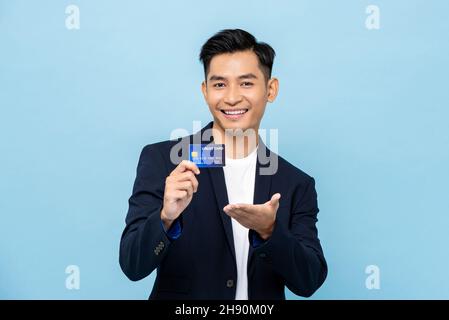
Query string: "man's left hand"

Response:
xmin=223 ymin=193 xmax=281 ymax=240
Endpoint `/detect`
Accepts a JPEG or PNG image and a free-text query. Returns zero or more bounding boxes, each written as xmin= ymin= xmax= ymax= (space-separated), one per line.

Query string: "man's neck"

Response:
xmin=212 ymin=121 xmax=259 ymax=159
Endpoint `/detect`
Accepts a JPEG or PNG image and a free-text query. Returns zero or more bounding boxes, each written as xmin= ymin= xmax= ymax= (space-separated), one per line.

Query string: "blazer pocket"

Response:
xmin=156 ymin=275 xmax=191 ymax=294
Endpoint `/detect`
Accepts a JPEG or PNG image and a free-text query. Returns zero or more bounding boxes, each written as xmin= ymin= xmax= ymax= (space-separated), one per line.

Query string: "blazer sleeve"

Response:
xmin=119 ymin=144 xmax=176 ymax=281
xmin=251 ymin=177 xmax=328 ymax=297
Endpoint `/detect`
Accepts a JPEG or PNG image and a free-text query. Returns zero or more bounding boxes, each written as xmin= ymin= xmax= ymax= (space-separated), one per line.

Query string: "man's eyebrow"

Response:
xmin=238 ymin=73 xmax=258 ymax=80
xmin=208 ymin=75 xmax=226 ymax=81
xmin=208 ymin=73 xmax=258 ymax=81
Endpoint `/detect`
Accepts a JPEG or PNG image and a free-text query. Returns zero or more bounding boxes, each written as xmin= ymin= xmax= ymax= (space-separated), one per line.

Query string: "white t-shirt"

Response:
xmin=222 ymin=145 xmax=258 ymax=300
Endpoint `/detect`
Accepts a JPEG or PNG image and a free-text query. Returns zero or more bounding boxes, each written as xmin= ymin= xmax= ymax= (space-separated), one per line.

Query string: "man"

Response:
xmin=119 ymin=29 xmax=327 ymax=299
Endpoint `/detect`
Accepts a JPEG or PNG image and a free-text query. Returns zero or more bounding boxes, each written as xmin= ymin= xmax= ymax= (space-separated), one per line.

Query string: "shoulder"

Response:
xmin=271 ymin=154 xmax=318 ymax=211
xmin=140 ymin=139 xmax=178 ymax=157
xmin=273 ymin=152 xmax=315 ymax=187
xmin=139 ymin=135 xmax=193 ymax=166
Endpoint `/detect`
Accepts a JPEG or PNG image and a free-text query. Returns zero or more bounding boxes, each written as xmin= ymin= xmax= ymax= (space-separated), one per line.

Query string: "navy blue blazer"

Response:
xmin=119 ymin=121 xmax=327 ymax=299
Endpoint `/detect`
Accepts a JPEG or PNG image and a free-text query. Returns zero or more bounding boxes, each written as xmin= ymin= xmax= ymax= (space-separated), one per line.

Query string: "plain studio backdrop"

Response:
xmin=0 ymin=0 xmax=448 ymax=299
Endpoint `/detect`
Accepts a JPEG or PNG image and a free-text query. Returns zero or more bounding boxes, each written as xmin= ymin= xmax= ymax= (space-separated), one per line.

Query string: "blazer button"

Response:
xmin=259 ymin=253 xmax=267 ymax=259
xmin=226 ymin=279 xmax=234 ymax=288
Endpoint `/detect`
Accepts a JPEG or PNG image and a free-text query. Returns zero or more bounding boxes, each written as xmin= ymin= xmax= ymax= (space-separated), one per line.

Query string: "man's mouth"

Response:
xmin=220 ymin=108 xmax=249 ymax=120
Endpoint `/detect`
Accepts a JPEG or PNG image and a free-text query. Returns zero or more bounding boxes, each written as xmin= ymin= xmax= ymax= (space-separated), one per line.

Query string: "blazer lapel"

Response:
xmin=253 ymin=139 xmax=273 ymax=211
xmin=248 ymin=139 xmax=273 ymax=263
xmin=196 ymin=122 xmax=236 ymax=262
xmin=208 ymin=166 xmax=236 ymax=263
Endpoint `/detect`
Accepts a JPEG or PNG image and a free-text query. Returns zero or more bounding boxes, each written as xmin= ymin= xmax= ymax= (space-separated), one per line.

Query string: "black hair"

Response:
xmin=199 ymin=29 xmax=276 ymax=82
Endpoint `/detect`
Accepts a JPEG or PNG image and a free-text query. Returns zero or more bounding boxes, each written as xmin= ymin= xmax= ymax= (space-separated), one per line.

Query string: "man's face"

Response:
xmin=201 ymin=50 xmax=278 ymax=134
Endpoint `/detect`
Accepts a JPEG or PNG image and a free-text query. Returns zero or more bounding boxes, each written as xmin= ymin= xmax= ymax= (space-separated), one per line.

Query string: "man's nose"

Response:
xmin=223 ymin=84 xmax=243 ymax=106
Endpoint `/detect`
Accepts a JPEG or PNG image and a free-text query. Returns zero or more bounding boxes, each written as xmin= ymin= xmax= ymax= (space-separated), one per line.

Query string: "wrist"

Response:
xmin=258 ymin=222 xmax=275 ymax=240
xmin=160 ymin=208 xmax=174 ymax=230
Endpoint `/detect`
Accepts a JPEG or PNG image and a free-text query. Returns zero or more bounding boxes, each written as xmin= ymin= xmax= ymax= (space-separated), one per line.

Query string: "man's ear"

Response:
xmin=267 ymin=77 xmax=279 ymax=103
xmin=201 ymin=81 xmax=207 ymax=99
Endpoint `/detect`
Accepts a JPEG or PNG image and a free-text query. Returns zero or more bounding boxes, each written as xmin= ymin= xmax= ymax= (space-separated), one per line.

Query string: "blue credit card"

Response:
xmin=189 ymin=144 xmax=225 ymax=168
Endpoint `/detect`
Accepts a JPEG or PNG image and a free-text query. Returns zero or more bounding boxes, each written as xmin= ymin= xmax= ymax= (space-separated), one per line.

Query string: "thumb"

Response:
xmin=269 ymin=193 xmax=281 ymax=207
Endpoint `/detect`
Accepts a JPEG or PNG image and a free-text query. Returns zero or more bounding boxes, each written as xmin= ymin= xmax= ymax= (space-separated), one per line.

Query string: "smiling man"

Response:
xmin=119 ymin=29 xmax=327 ymax=300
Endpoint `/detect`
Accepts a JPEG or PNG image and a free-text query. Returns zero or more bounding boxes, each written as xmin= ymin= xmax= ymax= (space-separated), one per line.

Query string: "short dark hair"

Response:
xmin=199 ymin=29 xmax=276 ymax=82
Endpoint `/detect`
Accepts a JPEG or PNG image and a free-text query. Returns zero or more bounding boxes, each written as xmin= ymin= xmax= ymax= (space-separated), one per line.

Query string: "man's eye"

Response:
xmin=241 ymin=82 xmax=253 ymax=87
xmin=213 ymin=83 xmax=225 ymax=88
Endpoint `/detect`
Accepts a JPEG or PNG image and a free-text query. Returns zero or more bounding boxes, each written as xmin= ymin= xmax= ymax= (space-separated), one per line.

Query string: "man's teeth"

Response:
xmin=223 ymin=109 xmax=247 ymax=115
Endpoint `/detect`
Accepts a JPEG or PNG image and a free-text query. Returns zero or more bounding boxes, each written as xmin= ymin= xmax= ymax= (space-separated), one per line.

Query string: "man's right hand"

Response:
xmin=160 ymin=160 xmax=200 ymax=230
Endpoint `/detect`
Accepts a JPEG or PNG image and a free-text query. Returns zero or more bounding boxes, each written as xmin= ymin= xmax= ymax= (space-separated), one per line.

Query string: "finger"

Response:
xmin=176 ymin=180 xmax=194 ymax=197
xmin=176 ymin=171 xmax=199 ymax=192
xmin=223 ymin=207 xmax=253 ymax=228
xmin=269 ymin=193 xmax=281 ymax=207
xmin=226 ymin=203 xmax=259 ymax=214
xmin=172 ymin=160 xmax=200 ymax=175
xmin=168 ymin=190 xmax=188 ymax=202
xmin=224 ymin=204 xmax=241 ymax=213
xmin=192 ymin=176 xmax=199 ymax=193
xmin=263 ymin=193 xmax=281 ymax=207
xmin=223 ymin=205 xmax=246 ymax=218
xmin=176 ymin=171 xmax=195 ymax=181
xmin=223 ymin=207 xmax=240 ymax=219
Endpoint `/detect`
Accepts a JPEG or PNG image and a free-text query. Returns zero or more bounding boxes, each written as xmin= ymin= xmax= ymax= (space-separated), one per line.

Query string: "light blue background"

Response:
xmin=1 ymin=0 xmax=448 ymax=299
